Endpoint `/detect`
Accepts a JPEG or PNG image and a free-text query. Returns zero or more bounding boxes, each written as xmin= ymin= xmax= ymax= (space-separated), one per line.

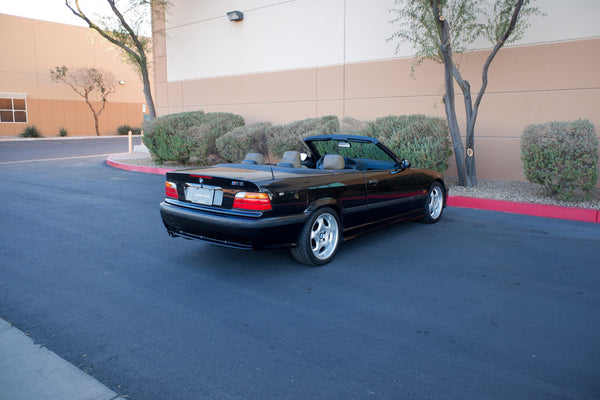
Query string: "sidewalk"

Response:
xmin=0 ymin=319 xmax=124 ymax=400
xmin=107 ymin=152 xmax=600 ymax=224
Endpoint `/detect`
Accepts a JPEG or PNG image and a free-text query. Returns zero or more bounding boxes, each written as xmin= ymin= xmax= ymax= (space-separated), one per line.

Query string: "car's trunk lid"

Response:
xmin=165 ymin=164 xmax=275 ymax=210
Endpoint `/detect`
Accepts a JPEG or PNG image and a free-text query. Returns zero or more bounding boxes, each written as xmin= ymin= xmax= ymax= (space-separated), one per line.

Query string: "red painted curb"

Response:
xmin=106 ymin=156 xmax=176 ymax=175
xmin=447 ymin=196 xmax=599 ymax=224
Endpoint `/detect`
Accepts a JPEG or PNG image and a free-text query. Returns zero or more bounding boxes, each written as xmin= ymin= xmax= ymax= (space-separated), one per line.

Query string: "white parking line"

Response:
xmin=0 ymin=154 xmax=113 ymax=165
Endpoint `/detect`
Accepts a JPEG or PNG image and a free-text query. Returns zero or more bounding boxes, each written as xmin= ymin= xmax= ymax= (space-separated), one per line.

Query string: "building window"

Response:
xmin=0 ymin=93 xmax=28 ymax=123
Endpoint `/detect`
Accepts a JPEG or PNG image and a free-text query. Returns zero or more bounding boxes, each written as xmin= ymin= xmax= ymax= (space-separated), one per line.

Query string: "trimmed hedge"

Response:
xmin=186 ymin=112 xmax=245 ymax=165
xmin=142 ymin=111 xmax=244 ymax=164
xmin=117 ymin=125 xmax=142 ymax=135
xmin=361 ymin=115 xmax=452 ymax=173
xmin=142 ymin=111 xmax=206 ymax=162
xmin=340 ymin=117 xmax=367 ymax=132
xmin=266 ymin=116 xmax=340 ymax=158
xmin=521 ymin=119 xmax=599 ymax=200
xmin=216 ymin=122 xmax=272 ymax=162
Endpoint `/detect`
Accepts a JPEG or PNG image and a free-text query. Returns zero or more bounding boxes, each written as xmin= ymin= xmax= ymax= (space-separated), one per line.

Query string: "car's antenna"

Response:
xmin=266 ymin=152 xmax=275 ymax=180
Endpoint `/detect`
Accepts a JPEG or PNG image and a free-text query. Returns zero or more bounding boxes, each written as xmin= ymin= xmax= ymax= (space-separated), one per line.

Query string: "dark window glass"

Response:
xmin=0 ymin=96 xmax=27 ymax=123
xmin=0 ymin=98 xmax=12 ymax=109
xmin=0 ymin=110 xmax=14 ymax=122
xmin=14 ymin=99 xmax=26 ymax=110
xmin=14 ymin=111 xmax=27 ymax=122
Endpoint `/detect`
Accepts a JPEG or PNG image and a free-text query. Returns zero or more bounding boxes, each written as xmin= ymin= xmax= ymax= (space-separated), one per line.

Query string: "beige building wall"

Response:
xmin=0 ymin=13 xmax=147 ymax=137
xmin=153 ymin=0 xmax=600 ymax=182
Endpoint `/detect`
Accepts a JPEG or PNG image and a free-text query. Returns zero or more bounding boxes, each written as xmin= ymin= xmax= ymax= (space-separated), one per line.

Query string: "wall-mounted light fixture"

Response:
xmin=118 ymin=80 xmax=126 ymax=85
xmin=227 ymin=10 xmax=244 ymax=22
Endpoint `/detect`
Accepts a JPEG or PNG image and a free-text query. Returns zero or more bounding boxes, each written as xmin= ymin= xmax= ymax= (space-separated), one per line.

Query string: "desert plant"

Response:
xmin=58 ymin=127 xmax=68 ymax=137
xmin=521 ymin=119 xmax=599 ymax=200
xmin=361 ymin=115 xmax=452 ymax=172
xmin=340 ymin=117 xmax=367 ymax=133
xmin=266 ymin=116 xmax=340 ymax=158
xmin=143 ymin=111 xmax=245 ymax=164
xmin=216 ymin=122 xmax=272 ymax=162
xmin=142 ymin=111 xmax=206 ymax=162
xmin=50 ymin=65 xmax=115 ymax=136
xmin=20 ymin=125 xmax=43 ymax=138
xmin=185 ymin=112 xmax=245 ymax=165
xmin=117 ymin=125 xmax=142 ymax=135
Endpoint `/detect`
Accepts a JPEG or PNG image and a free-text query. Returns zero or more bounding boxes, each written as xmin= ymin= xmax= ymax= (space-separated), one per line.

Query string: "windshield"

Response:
xmin=310 ymin=139 xmax=395 ymax=163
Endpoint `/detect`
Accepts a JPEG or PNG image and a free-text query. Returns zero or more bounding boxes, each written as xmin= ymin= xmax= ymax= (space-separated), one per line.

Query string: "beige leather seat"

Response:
xmin=323 ymin=154 xmax=345 ymax=170
xmin=277 ymin=151 xmax=301 ymax=168
xmin=243 ymin=153 xmax=265 ymax=165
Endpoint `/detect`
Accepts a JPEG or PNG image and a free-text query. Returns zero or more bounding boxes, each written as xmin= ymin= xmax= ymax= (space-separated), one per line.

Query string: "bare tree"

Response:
xmin=65 ymin=0 xmax=169 ymax=119
xmin=390 ymin=0 xmax=542 ymax=187
xmin=50 ymin=66 xmax=116 ymax=136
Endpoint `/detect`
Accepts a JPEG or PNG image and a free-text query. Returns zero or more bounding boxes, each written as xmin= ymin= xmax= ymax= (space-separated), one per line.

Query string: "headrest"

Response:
xmin=323 ymin=154 xmax=345 ymax=170
xmin=243 ymin=153 xmax=265 ymax=165
xmin=278 ymin=151 xmax=301 ymax=168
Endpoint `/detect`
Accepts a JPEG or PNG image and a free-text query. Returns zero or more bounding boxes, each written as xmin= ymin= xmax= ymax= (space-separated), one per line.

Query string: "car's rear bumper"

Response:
xmin=159 ymin=201 xmax=307 ymax=250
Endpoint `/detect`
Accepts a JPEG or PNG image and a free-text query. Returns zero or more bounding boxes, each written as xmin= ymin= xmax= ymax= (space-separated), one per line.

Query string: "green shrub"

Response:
xmin=361 ymin=115 xmax=452 ymax=172
xmin=185 ymin=112 xmax=245 ymax=165
xmin=142 ymin=111 xmax=206 ymax=162
xmin=216 ymin=122 xmax=272 ymax=162
xmin=340 ymin=117 xmax=367 ymax=133
xmin=20 ymin=125 xmax=43 ymax=138
xmin=521 ymin=119 xmax=599 ymax=200
xmin=266 ymin=116 xmax=340 ymax=158
xmin=117 ymin=125 xmax=142 ymax=135
xmin=143 ymin=111 xmax=244 ymax=164
xmin=58 ymin=127 xmax=68 ymax=137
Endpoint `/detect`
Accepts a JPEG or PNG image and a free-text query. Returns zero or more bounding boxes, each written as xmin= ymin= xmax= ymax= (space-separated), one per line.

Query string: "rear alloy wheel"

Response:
xmin=423 ymin=182 xmax=444 ymax=224
xmin=290 ymin=207 xmax=341 ymax=266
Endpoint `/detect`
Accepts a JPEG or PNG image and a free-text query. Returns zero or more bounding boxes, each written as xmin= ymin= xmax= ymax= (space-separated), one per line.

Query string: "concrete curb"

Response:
xmin=106 ymin=155 xmax=600 ymax=224
xmin=106 ymin=155 xmax=175 ymax=175
xmin=447 ymin=196 xmax=599 ymax=224
xmin=0 ymin=318 xmax=124 ymax=400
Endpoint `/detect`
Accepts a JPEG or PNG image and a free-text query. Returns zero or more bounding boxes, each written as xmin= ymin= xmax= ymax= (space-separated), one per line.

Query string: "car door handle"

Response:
xmin=368 ymin=179 xmax=379 ymax=186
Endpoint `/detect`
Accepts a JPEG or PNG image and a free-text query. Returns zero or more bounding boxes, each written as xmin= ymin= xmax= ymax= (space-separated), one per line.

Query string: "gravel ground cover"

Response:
xmin=446 ymin=177 xmax=600 ymax=209
xmin=116 ymin=154 xmax=600 ymax=210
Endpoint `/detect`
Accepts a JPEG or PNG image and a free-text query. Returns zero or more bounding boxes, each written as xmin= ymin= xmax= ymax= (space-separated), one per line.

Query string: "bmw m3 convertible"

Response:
xmin=159 ymin=134 xmax=447 ymax=265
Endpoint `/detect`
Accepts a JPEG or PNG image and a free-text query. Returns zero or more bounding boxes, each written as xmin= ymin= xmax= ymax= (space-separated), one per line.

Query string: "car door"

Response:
xmin=304 ymin=170 xmax=369 ymax=237
xmin=364 ymin=168 xmax=418 ymax=224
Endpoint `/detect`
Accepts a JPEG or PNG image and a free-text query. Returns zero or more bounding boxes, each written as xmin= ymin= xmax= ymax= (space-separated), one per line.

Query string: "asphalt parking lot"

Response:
xmin=1 ymin=139 xmax=599 ymax=400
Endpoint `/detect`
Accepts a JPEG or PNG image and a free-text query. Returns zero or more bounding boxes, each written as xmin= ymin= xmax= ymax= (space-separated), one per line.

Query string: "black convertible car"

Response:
xmin=160 ymin=134 xmax=447 ymax=265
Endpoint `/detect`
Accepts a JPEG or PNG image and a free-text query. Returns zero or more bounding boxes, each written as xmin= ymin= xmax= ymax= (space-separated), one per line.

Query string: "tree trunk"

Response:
xmin=432 ymin=2 xmax=469 ymax=186
xmin=465 ymin=116 xmax=477 ymax=187
xmin=83 ymin=96 xmax=101 ymax=136
xmin=93 ymin=113 xmax=100 ymax=136
xmin=141 ymin=67 xmax=156 ymax=119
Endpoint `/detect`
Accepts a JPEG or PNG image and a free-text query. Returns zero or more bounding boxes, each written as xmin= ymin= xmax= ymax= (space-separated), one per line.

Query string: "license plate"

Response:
xmin=185 ymin=185 xmax=223 ymax=206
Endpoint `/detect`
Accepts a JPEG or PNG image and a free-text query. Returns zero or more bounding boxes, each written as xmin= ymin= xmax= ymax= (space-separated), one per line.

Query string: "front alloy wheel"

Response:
xmin=423 ymin=182 xmax=444 ymax=224
xmin=291 ymin=207 xmax=341 ymax=266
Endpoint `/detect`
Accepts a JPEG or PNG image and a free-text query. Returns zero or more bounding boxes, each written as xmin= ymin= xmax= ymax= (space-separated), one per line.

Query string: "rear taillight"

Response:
xmin=165 ymin=181 xmax=178 ymax=199
xmin=233 ymin=192 xmax=271 ymax=211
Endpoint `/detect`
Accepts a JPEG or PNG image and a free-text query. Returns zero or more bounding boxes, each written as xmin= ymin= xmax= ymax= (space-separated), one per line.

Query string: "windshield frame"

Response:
xmin=303 ymin=134 xmax=400 ymax=167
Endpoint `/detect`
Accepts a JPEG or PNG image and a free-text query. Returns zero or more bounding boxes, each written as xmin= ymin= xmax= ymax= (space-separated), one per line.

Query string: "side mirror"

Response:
xmin=400 ymin=159 xmax=411 ymax=169
xmin=300 ymin=152 xmax=308 ymax=161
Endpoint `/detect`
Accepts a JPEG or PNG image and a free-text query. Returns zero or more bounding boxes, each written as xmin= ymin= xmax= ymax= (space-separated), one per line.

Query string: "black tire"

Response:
xmin=290 ymin=207 xmax=341 ymax=266
xmin=423 ymin=182 xmax=445 ymax=224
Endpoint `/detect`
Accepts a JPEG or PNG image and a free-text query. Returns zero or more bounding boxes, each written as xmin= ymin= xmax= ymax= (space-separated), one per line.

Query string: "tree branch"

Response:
xmin=472 ymin=0 xmax=524 ymax=116
xmin=65 ymin=0 xmax=142 ymax=65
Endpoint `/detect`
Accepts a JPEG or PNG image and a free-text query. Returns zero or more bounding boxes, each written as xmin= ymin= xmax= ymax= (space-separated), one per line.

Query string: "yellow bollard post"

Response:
xmin=128 ymin=130 xmax=133 ymax=154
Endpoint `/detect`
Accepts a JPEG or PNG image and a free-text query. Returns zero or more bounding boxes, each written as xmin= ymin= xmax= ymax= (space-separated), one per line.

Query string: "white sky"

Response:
xmin=0 ymin=0 xmax=116 ymax=26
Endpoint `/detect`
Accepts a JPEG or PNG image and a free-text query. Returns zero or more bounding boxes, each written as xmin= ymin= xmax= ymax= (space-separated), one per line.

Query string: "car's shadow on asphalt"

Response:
xmin=178 ymin=243 xmax=307 ymax=278
xmin=174 ymin=217 xmax=438 ymax=279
